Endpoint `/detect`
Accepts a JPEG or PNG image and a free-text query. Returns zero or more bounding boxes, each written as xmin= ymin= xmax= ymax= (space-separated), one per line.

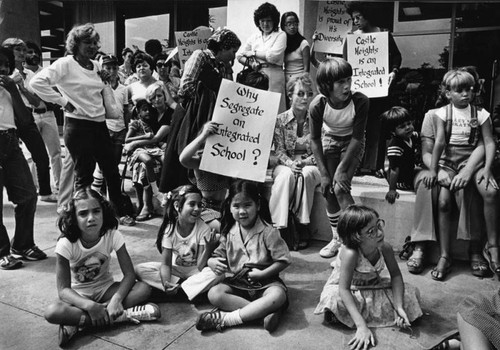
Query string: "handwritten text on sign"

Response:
xmin=200 ymin=79 xmax=280 ymax=182
xmin=347 ymin=31 xmax=389 ymax=98
xmin=315 ymin=1 xmax=351 ymax=55
xmin=174 ymin=28 xmax=212 ymax=69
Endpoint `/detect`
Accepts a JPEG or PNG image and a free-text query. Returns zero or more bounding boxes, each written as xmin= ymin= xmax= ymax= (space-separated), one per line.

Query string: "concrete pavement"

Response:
xmin=1 ymin=182 xmax=499 ymax=350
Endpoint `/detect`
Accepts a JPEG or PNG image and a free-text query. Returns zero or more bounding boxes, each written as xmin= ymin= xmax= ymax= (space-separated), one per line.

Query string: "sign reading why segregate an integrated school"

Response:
xmin=200 ymin=79 xmax=280 ymax=182
xmin=346 ymin=31 xmax=389 ymax=98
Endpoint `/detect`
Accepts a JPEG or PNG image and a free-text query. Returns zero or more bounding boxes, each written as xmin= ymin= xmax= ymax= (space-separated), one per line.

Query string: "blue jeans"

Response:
xmin=64 ymin=118 xmax=123 ymax=213
xmin=0 ymin=129 xmax=37 ymax=257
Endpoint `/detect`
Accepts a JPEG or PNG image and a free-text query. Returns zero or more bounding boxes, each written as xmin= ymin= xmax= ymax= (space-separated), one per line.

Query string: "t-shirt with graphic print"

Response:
xmin=436 ymin=104 xmax=490 ymax=145
xmin=161 ymin=218 xmax=209 ymax=268
xmin=55 ymin=229 xmax=125 ymax=291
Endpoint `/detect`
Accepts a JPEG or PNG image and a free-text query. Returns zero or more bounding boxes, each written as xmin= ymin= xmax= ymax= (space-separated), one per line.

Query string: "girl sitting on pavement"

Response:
xmin=135 ymin=184 xmax=223 ymax=301
xmin=195 ymin=180 xmax=291 ymax=333
xmin=44 ymin=188 xmax=160 ymax=347
xmin=315 ymin=205 xmax=422 ymax=350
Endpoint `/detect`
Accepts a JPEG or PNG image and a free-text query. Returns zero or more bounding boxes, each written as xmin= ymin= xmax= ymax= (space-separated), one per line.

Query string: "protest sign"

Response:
xmin=315 ymin=1 xmax=352 ymax=55
xmin=346 ymin=31 xmax=389 ymax=98
xmin=174 ymin=28 xmax=212 ymax=68
xmin=199 ymin=79 xmax=280 ymax=182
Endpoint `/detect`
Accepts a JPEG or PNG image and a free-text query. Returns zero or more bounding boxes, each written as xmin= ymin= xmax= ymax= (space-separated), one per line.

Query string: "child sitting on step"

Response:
xmin=381 ymin=106 xmax=419 ymax=204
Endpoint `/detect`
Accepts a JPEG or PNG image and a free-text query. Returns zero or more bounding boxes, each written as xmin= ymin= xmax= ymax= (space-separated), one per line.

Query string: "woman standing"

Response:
xmin=269 ymin=74 xmax=320 ymax=249
xmin=160 ymin=28 xmax=241 ymax=193
xmin=280 ymin=12 xmax=310 ymax=88
xmin=237 ymin=2 xmax=287 ymax=113
xmin=30 ymin=23 xmax=126 ymax=218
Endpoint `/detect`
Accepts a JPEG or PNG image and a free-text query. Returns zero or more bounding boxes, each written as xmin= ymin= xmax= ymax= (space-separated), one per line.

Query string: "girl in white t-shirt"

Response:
xmin=135 ymin=185 xmax=223 ymax=300
xmin=424 ymin=69 xmax=499 ymax=281
xmin=45 ymin=188 xmax=160 ymax=347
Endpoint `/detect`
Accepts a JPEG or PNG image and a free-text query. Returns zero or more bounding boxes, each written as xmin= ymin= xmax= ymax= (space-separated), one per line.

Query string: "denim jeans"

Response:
xmin=64 ymin=117 xmax=123 ymax=213
xmin=0 ymin=129 xmax=37 ymax=257
xmin=17 ymin=119 xmax=52 ymax=195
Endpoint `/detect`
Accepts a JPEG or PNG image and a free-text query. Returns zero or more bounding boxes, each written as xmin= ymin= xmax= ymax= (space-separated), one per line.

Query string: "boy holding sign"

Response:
xmin=309 ymin=58 xmax=369 ymax=259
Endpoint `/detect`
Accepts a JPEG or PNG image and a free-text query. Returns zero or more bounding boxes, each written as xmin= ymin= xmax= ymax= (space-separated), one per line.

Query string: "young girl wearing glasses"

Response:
xmin=315 ymin=205 xmax=422 ymax=350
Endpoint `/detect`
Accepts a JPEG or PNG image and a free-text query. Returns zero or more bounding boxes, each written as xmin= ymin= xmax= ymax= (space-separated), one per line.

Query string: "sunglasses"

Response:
xmin=156 ymin=62 xmax=169 ymax=68
xmin=295 ymin=91 xmax=314 ymax=98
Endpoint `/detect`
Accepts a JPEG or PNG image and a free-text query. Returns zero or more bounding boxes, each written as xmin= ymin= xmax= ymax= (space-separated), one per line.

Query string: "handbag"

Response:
xmin=280 ymin=172 xmax=305 ymax=251
xmin=236 ymin=56 xmax=261 ymax=84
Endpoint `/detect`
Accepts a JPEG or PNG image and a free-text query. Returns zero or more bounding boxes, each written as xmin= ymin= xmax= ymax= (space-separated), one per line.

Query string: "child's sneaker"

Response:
xmin=58 ymin=325 xmax=79 ymax=347
xmin=196 ymin=310 xmax=225 ymax=332
xmin=319 ymin=238 xmax=341 ymax=258
xmin=114 ymin=303 xmax=161 ymax=324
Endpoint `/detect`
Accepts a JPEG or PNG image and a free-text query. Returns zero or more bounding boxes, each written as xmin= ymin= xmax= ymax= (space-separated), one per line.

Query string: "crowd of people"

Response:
xmin=1 ymin=1 xmax=500 ymax=349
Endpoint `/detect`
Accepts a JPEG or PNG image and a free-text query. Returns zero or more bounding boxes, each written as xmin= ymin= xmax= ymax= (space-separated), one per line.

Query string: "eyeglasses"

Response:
xmin=156 ymin=62 xmax=169 ymax=68
xmin=362 ymin=219 xmax=385 ymax=238
xmin=285 ymin=21 xmax=299 ymax=28
xmin=295 ymin=91 xmax=314 ymax=98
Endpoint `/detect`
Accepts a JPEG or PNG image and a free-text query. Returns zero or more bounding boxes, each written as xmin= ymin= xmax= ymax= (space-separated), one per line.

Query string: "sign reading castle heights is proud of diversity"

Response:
xmin=200 ymin=79 xmax=280 ymax=182
xmin=315 ymin=1 xmax=352 ymax=55
xmin=346 ymin=31 xmax=389 ymax=98
xmin=174 ymin=27 xmax=212 ymax=69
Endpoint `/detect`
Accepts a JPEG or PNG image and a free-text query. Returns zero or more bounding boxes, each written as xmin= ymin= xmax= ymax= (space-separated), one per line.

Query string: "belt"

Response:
xmin=325 ymin=133 xmax=352 ymax=141
xmin=33 ymin=107 xmax=48 ymax=114
xmin=0 ymin=128 xmax=16 ymax=135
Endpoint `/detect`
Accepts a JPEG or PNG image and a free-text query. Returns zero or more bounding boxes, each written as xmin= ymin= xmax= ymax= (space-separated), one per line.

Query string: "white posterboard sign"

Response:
xmin=315 ymin=1 xmax=352 ymax=55
xmin=347 ymin=31 xmax=389 ymax=98
xmin=174 ymin=28 xmax=212 ymax=69
xmin=199 ymin=79 xmax=280 ymax=182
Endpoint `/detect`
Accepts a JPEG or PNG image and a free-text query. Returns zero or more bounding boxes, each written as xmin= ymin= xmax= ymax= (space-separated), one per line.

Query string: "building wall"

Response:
xmin=0 ymin=0 xmax=40 ymax=45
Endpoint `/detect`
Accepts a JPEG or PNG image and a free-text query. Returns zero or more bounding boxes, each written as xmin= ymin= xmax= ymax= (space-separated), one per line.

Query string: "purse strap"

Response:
xmin=289 ymin=172 xmax=305 ymax=215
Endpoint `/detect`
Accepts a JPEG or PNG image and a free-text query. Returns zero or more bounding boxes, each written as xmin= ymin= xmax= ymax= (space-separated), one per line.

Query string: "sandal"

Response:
xmin=407 ymin=248 xmax=425 ymax=274
xmin=431 ymin=256 xmax=452 ymax=281
xmin=136 ymin=213 xmax=155 ymax=222
xmin=470 ymin=253 xmax=492 ymax=278
xmin=483 ymin=244 xmax=500 ymax=276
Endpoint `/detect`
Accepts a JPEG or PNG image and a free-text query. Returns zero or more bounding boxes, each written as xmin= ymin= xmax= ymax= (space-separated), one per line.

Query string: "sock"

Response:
xmin=150 ymin=181 xmax=159 ymax=195
xmin=222 ymin=309 xmax=243 ymax=327
xmin=326 ymin=210 xmax=341 ymax=240
xmin=91 ymin=174 xmax=103 ymax=192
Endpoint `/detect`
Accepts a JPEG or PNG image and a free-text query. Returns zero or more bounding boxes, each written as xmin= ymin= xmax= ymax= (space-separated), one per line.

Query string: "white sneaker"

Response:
xmin=114 ymin=303 xmax=161 ymax=324
xmin=319 ymin=238 xmax=341 ymax=258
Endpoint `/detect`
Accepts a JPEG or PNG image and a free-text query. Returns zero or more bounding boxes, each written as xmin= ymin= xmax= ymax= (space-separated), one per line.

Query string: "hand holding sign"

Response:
xmin=200 ymin=79 xmax=280 ymax=182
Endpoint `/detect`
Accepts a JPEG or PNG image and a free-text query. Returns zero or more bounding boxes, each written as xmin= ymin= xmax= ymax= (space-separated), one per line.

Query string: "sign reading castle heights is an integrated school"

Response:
xmin=174 ymin=27 xmax=212 ymax=69
xmin=200 ymin=79 xmax=280 ymax=182
xmin=346 ymin=31 xmax=389 ymax=98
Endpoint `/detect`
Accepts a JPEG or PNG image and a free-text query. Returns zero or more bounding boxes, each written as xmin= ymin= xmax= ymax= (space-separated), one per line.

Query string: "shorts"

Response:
xmin=322 ymin=133 xmax=365 ymax=164
xmin=73 ymin=279 xmax=116 ymax=302
xmin=439 ymin=144 xmax=475 ymax=179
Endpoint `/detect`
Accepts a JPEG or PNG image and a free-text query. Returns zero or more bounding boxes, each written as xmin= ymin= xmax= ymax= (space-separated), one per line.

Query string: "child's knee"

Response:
xmin=207 ymin=284 xmax=225 ymax=305
xmin=44 ymin=302 xmax=63 ymax=324
xmin=133 ymin=281 xmax=152 ymax=299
